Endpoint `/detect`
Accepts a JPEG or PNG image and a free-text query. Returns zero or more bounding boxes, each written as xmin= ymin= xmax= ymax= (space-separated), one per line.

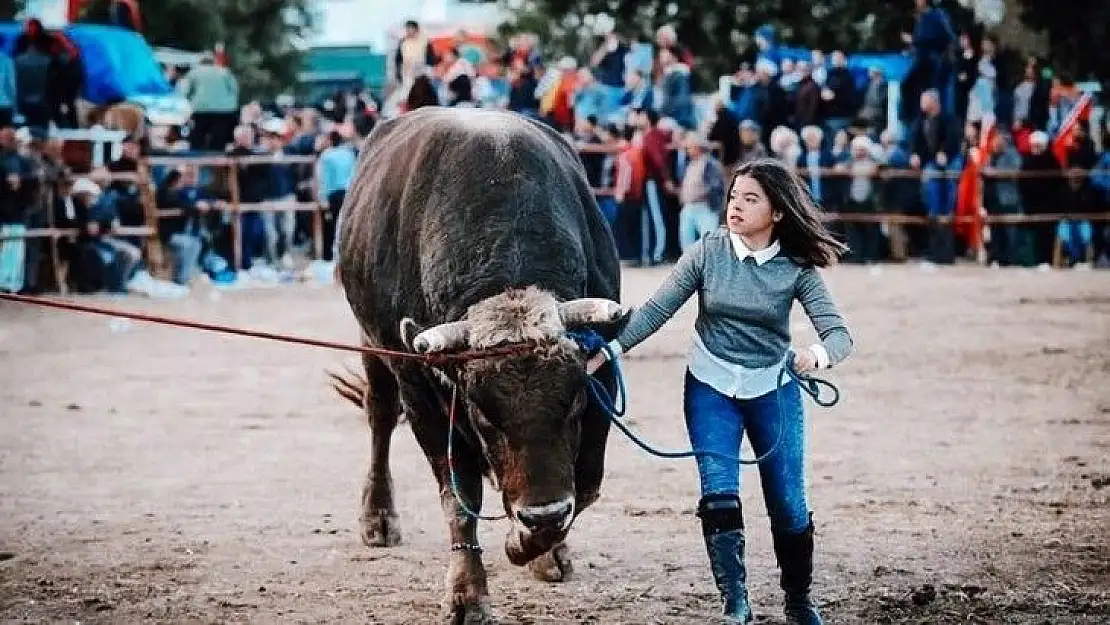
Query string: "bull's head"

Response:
xmin=399 ymin=287 xmax=623 ymax=564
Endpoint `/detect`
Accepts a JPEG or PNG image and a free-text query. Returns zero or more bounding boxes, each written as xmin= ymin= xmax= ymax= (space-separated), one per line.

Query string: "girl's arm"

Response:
xmin=795 ymin=266 xmax=853 ymax=369
xmin=606 ymin=241 xmax=706 ymax=358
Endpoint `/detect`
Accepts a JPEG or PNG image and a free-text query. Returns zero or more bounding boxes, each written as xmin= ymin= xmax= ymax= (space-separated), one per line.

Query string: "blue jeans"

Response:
xmin=922 ymin=161 xmax=958 ymax=217
xmin=642 ymin=180 xmax=667 ymax=264
xmin=683 ymin=371 xmax=810 ymax=534
xmin=679 ymin=202 xmax=720 ymax=252
xmin=1057 ymin=220 xmax=1093 ymax=263
xmin=169 ymin=233 xmax=203 ymax=285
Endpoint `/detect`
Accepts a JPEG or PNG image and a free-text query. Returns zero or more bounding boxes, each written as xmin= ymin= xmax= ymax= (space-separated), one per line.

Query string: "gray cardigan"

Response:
xmin=610 ymin=229 xmax=853 ymax=370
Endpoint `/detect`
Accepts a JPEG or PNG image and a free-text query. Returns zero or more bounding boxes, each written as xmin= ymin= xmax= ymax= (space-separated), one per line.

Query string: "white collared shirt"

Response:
xmin=728 ymin=232 xmax=781 ymax=265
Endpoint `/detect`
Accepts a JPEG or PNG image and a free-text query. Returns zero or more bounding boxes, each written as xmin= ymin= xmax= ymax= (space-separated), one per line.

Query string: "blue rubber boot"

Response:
xmin=698 ymin=494 xmax=753 ymax=624
xmin=772 ymin=518 xmax=824 ymax=625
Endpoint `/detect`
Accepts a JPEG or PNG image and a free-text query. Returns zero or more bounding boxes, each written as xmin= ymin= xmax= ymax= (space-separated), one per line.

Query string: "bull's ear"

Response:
xmin=399 ymin=318 xmax=425 ymax=352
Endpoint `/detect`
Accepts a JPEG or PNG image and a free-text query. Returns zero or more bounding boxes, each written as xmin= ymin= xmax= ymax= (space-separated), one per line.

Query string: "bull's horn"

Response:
xmin=412 ymin=320 xmax=471 ymax=354
xmin=558 ymin=298 xmax=624 ymax=327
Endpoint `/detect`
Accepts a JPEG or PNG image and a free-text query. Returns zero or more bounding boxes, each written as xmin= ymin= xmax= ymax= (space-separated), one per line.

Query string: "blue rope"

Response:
xmin=445 ymin=330 xmax=843 ymax=522
xmin=569 ymin=329 xmax=840 ymax=466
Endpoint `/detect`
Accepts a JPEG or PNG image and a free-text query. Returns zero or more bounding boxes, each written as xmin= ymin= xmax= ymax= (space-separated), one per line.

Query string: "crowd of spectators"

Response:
xmin=390 ymin=3 xmax=1110 ymax=270
xmin=1 ymin=3 xmax=1109 ymax=298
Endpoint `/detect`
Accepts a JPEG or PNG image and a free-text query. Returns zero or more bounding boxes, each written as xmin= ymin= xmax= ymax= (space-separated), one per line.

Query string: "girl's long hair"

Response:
xmin=729 ymin=158 xmax=849 ymax=268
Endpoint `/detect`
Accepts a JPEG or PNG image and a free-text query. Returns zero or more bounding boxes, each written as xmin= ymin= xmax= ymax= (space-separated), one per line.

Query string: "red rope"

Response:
xmin=0 ymin=292 xmax=528 ymax=365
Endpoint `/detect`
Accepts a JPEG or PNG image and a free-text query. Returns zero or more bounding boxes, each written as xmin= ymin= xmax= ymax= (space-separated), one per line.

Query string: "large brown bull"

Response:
xmin=331 ymin=106 xmax=626 ymax=623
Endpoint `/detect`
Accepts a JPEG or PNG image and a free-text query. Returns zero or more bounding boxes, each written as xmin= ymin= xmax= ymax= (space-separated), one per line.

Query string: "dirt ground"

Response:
xmin=1 ymin=264 xmax=1108 ymax=625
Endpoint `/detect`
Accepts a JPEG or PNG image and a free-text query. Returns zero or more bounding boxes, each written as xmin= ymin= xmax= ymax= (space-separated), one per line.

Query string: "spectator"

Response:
xmin=316 ymin=130 xmax=356 ymax=263
xmin=1055 ymin=169 xmax=1098 ymax=267
xmin=404 ymin=74 xmax=440 ymax=113
xmin=821 ymin=51 xmax=857 ymax=139
xmin=441 ymin=47 xmax=476 ymax=107
xmin=589 ymin=31 xmax=630 ymax=89
xmin=13 ymin=19 xmax=56 ymax=129
xmin=843 ymin=135 xmax=882 ymax=263
xmin=981 ymin=129 xmax=1025 ymax=266
xmin=620 ymin=70 xmax=654 ymax=116
xmin=792 ymin=62 xmax=821 ymax=130
xmin=591 ymin=122 xmax=621 ymax=230
xmin=506 ymin=58 xmax=539 ymax=118
xmin=613 ymin=124 xmax=646 ymax=263
xmin=706 ymin=97 xmax=741 ymax=169
xmin=394 ymin=20 xmax=438 ymax=86
xmin=858 ymin=66 xmax=889 ymax=137
xmin=637 ymin=109 xmax=673 ymax=266
xmin=953 ymin=33 xmax=978 ymax=122
xmin=181 ymin=54 xmax=240 ymax=152
xmin=69 ymin=177 xmax=143 ymax=294
xmin=909 ymin=89 xmax=961 ymax=263
xmin=677 ymin=134 xmax=726 ymax=251
xmin=0 ymin=126 xmax=30 ymax=291
xmin=155 ymin=167 xmax=207 ymax=285
xmin=966 ymin=36 xmax=998 ymax=124
xmin=655 ymin=48 xmax=695 ymax=130
xmin=753 ymin=25 xmax=782 ymax=74
xmin=797 ymin=126 xmax=834 ymax=207
xmin=0 ymin=54 xmax=14 ymax=128
xmin=227 ymin=124 xmax=271 ymax=271
xmin=909 ymin=89 xmax=960 ymax=216
xmin=902 ymin=0 xmax=956 ymax=122
xmin=1018 ymin=131 xmax=1063 ymax=267
xmin=737 ymin=120 xmax=768 ymax=165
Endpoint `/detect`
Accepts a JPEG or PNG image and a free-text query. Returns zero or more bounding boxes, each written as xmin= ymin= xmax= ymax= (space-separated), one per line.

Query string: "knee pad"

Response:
xmin=697 ymin=493 xmax=743 ymax=535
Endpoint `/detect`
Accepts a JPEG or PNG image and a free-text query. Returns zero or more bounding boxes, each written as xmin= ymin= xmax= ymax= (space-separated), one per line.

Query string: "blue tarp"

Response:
xmin=773 ymin=46 xmax=913 ymax=91
xmin=0 ymin=22 xmax=172 ymax=105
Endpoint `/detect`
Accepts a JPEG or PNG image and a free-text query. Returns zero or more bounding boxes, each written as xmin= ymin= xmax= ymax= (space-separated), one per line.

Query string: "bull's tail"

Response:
xmin=327 ymin=363 xmax=367 ymax=410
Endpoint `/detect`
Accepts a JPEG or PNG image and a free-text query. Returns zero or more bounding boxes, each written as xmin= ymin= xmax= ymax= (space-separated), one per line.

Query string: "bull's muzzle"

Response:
xmin=513 ymin=496 xmax=575 ymax=532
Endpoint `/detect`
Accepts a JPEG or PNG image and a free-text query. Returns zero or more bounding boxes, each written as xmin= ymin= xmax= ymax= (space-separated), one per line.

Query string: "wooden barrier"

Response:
xmin=5 ymin=144 xmax=1108 ymax=294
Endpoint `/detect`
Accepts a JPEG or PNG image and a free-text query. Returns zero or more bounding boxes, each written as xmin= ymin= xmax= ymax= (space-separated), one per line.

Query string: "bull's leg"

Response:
xmin=438 ymin=468 xmax=494 ymax=624
xmin=359 ymin=355 xmax=403 ymax=548
xmin=402 ymin=384 xmax=495 ymax=624
xmin=527 ymin=365 xmax=617 ymax=583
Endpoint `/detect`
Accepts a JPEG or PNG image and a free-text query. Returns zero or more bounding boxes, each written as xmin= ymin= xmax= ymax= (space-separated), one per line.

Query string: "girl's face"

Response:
xmin=726 ymin=175 xmax=779 ymax=237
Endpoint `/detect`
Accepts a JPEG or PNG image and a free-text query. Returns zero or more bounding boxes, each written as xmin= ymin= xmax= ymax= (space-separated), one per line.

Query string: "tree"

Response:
xmin=499 ymin=0 xmax=979 ymax=88
xmin=78 ymin=0 xmax=314 ymax=100
xmin=0 ymin=0 xmax=26 ymax=20
xmin=1015 ymin=0 xmax=1110 ymax=84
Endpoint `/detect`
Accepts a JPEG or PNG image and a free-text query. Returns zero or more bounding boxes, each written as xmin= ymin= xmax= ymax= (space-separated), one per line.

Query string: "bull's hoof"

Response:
xmin=443 ymin=598 xmax=495 ymax=625
xmin=527 ymin=541 xmax=572 ymax=582
xmin=359 ymin=509 xmax=402 ymax=548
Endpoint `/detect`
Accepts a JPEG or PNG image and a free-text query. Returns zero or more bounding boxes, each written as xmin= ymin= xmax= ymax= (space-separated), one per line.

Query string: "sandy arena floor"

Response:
xmin=1 ymin=264 xmax=1108 ymax=624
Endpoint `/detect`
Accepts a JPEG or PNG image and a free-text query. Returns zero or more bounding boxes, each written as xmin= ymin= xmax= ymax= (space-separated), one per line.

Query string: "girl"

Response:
xmin=587 ymin=158 xmax=853 ymax=624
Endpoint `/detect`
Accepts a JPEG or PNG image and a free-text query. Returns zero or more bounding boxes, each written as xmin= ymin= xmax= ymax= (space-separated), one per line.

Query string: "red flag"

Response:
xmin=954 ymin=119 xmax=996 ymax=250
xmin=1052 ymin=92 xmax=1094 ymax=167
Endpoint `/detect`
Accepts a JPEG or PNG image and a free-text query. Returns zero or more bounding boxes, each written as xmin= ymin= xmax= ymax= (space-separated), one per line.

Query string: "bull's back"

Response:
xmin=338 ymin=108 xmax=619 ymax=344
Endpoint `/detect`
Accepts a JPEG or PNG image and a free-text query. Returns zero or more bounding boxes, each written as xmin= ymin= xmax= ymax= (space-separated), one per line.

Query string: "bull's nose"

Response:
xmin=515 ymin=497 xmax=574 ymax=531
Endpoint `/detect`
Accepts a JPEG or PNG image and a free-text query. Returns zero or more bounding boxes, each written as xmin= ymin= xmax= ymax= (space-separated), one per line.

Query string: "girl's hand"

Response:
xmin=792 ymin=348 xmax=818 ymax=373
xmin=585 ymin=352 xmax=607 ymax=375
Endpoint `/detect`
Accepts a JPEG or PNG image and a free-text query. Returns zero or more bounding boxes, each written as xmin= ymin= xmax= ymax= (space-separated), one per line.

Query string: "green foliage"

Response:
xmin=1016 ymin=0 xmax=1110 ymax=83
xmin=0 ymin=0 xmax=26 ymax=20
xmin=77 ymin=0 xmax=314 ymax=100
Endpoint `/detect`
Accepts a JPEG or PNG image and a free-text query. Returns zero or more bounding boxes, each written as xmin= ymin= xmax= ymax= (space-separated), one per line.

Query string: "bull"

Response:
xmin=331 ymin=106 xmax=626 ymax=623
